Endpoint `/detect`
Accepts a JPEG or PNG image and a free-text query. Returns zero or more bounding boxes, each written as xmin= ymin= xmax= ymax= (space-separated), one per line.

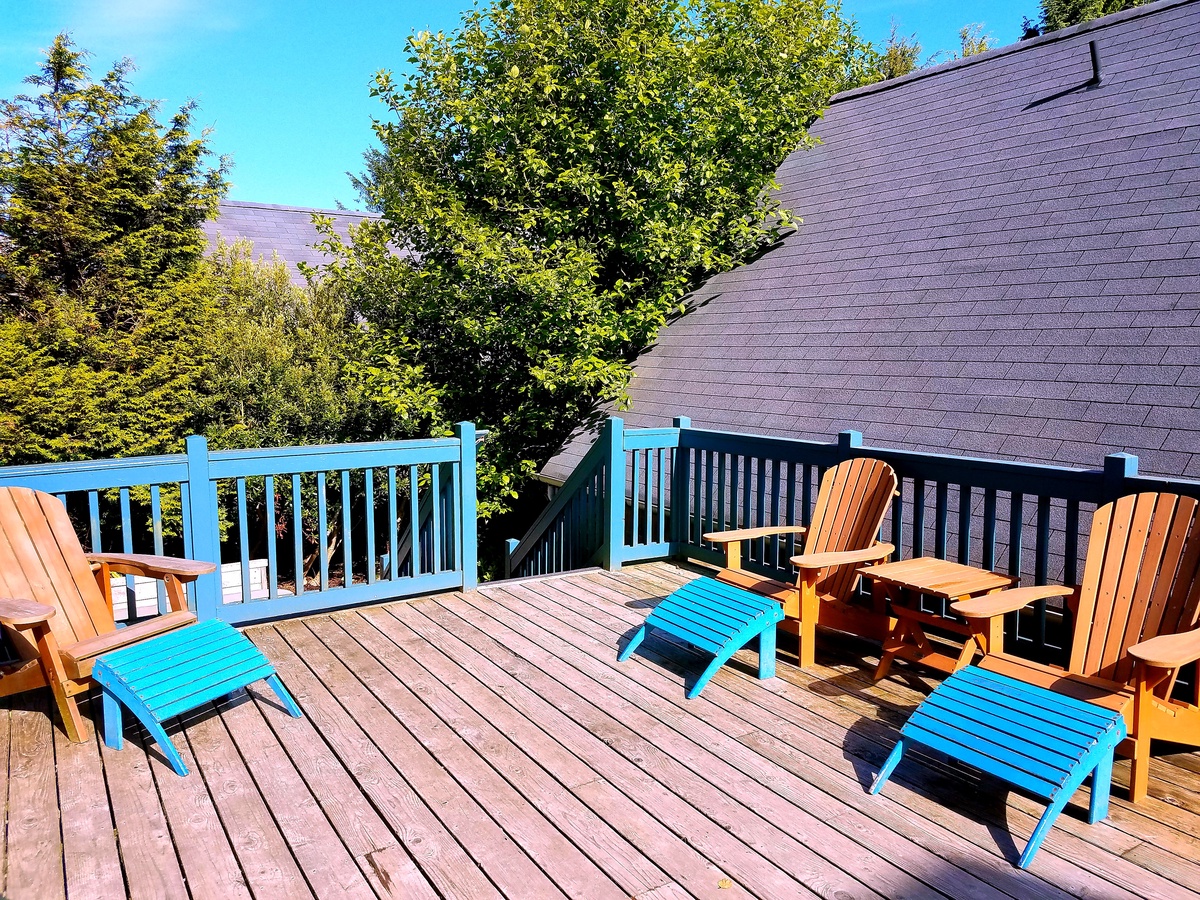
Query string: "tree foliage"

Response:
xmin=878 ymin=23 xmax=922 ymax=80
xmin=957 ymin=24 xmax=993 ymax=58
xmin=0 ymin=35 xmax=225 ymax=464
xmin=1029 ymin=0 xmax=1145 ymax=34
xmin=325 ymin=0 xmax=875 ymax=508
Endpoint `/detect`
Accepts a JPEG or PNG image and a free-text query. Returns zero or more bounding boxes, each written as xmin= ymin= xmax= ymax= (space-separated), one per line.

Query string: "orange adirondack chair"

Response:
xmin=953 ymin=492 xmax=1200 ymax=802
xmin=0 ymin=487 xmax=214 ymax=741
xmin=703 ymin=457 xmax=898 ymax=668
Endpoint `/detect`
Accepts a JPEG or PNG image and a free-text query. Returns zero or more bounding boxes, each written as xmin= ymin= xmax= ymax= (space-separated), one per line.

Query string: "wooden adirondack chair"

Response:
xmin=0 ymin=487 xmax=214 ymax=741
xmin=953 ymin=492 xmax=1200 ymax=802
xmin=703 ymin=457 xmax=898 ymax=668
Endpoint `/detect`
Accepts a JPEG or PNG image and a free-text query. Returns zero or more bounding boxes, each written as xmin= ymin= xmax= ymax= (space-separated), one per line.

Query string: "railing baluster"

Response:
xmin=387 ymin=467 xmax=398 ymax=580
xmin=934 ymin=481 xmax=949 ymax=561
xmin=729 ymin=453 xmax=740 ymax=531
xmin=265 ymin=475 xmax=278 ymax=599
xmin=1035 ymin=495 xmax=1052 ymax=653
xmin=657 ymin=448 xmax=666 ymax=544
xmin=1064 ymin=499 xmax=1081 ymax=586
xmin=770 ymin=458 xmax=782 ymax=568
xmin=717 ymin=451 xmax=728 ymax=540
xmin=912 ymin=478 xmax=925 ymax=558
xmin=340 ymin=470 xmax=353 ymax=588
xmin=151 ymin=484 xmax=166 ymax=613
xmin=88 ymin=490 xmax=102 ymax=552
xmin=1009 ymin=491 xmax=1025 ymax=644
xmin=755 ymin=457 xmax=766 ymax=564
xmin=645 ymin=449 xmax=655 ymax=545
xmin=180 ymin=483 xmax=193 ymax=562
xmin=704 ymin=449 xmax=714 ymax=548
xmin=742 ymin=455 xmax=752 ymax=537
xmin=786 ymin=461 xmax=799 ymax=561
xmin=236 ymin=477 xmax=251 ymax=605
xmin=631 ymin=450 xmax=641 ymax=547
xmin=317 ymin=471 xmax=329 ymax=591
xmin=982 ymin=488 xmax=998 ymax=571
xmin=890 ymin=479 xmax=903 ymax=562
xmin=692 ymin=447 xmax=703 ymax=547
xmin=431 ymin=463 xmax=442 ymax=574
xmin=957 ymin=484 xmax=972 ymax=566
xmin=292 ymin=475 xmax=304 ymax=596
xmin=409 ymin=465 xmax=420 ymax=577
xmin=364 ymin=468 xmax=376 ymax=584
xmin=119 ymin=487 xmax=135 ymax=617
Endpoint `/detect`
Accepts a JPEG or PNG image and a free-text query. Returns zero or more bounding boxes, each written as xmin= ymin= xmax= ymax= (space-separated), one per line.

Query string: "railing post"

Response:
xmin=600 ymin=416 xmax=626 ymax=570
xmin=1103 ymin=452 xmax=1138 ymax=502
xmin=504 ymin=538 xmax=519 ymax=579
xmin=837 ymin=430 xmax=863 ymax=453
xmin=456 ymin=422 xmax=478 ymax=591
xmin=669 ymin=416 xmax=691 ymax=546
xmin=184 ymin=435 xmax=222 ymax=621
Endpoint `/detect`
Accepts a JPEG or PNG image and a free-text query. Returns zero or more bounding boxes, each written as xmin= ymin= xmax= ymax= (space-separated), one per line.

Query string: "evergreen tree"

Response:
xmin=1029 ymin=0 xmax=1146 ymax=34
xmin=0 ymin=34 xmax=226 ymax=463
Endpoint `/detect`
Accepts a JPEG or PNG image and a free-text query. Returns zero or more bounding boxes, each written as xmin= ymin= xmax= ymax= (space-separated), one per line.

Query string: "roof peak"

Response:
xmin=834 ymin=0 xmax=1197 ymax=105
xmin=216 ymin=199 xmax=379 ymax=218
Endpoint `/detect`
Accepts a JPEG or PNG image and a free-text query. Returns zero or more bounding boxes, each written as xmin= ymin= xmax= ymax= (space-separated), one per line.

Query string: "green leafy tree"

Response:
xmin=1027 ymin=0 xmax=1145 ymax=34
xmin=0 ymin=34 xmax=226 ymax=464
xmin=957 ymin=24 xmax=993 ymax=57
xmin=878 ymin=23 xmax=922 ymax=79
xmin=322 ymin=0 xmax=875 ymax=518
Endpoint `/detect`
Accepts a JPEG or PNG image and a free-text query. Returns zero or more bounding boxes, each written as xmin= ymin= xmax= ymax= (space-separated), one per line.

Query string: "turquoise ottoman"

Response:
xmin=93 ymin=618 xmax=301 ymax=775
xmin=870 ymin=665 xmax=1127 ymax=868
xmin=619 ymin=575 xmax=784 ymax=698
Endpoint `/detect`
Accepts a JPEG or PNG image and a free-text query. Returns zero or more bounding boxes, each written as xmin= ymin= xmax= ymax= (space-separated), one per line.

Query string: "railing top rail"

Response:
xmin=677 ymin=426 xmax=1132 ymax=501
xmin=0 ymin=454 xmax=189 ymax=491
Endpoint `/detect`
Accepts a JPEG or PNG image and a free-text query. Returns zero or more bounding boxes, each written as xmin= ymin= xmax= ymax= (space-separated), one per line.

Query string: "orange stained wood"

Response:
xmin=959 ymin=492 xmax=1200 ymax=803
xmin=704 ymin=457 xmax=898 ymax=668
xmin=0 ymin=487 xmax=212 ymax=742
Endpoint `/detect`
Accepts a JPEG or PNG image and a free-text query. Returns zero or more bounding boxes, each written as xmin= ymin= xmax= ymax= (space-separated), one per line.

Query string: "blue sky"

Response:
xmin=0 ymin=0 xmax=1032 ymax=211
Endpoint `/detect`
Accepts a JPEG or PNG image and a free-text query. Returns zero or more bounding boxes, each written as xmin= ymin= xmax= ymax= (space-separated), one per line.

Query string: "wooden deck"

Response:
xmin=3 ymin=562 xmax=1200 ymax=900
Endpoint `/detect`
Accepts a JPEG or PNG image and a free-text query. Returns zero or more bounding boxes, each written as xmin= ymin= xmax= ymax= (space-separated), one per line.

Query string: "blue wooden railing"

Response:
xmin=508 ymin=416 xmax=1200 ymax=665
xmin=0 ymin=424 xmax=478 ymax=625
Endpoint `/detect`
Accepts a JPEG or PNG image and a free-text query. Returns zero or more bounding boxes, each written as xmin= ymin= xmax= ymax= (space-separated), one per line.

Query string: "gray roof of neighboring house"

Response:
xmin=201 ymin=200 xmax=379 ymax=285
xmin=545 ymin=0 xmax=1200 ymax=485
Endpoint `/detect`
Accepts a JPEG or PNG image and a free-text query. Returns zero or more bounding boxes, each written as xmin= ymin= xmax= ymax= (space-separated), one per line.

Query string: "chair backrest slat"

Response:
xmin=1071 ymin=492 xmax=1200 ymax=683
xmin=0 ymin=487 xmax=115 ymax=657
xmin=805 ymin=458 xmax=897 ymax=601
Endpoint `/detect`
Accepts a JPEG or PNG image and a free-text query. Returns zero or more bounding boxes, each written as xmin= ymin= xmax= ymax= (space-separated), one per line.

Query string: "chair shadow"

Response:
xmin=844 ymin=713 xmax=1024 ymax=865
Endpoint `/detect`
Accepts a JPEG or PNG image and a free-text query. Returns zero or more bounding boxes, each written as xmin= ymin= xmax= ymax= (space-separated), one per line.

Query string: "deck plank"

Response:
xmin=96 ymin=726 xmax=189 ymax=900
xmin=476 ymin=579 xmax=1007 ymax=900
xmin=55 ymin=708 xmax=124 ymax=900
xmin=278 ymin=618 xmax=570 ymax=900
xmin=334 ymin=609 xmax=666 ymax=899
xmin=254 ymin=623 xmax=503 ymax=900
xmin=214 ymin=690 xmax=377 ymax=900
xmin=308 ymin=612 xmax=627 ymax=900
xmin=4 ymin=561 xmax=1200 ymax=900
xmin=6 ymin=696 xmax=63 ymax=900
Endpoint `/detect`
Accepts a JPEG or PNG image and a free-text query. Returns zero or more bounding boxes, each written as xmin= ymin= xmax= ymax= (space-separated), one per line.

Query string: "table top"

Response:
xmin=858 ymin=556 xmax=1017 ymax=598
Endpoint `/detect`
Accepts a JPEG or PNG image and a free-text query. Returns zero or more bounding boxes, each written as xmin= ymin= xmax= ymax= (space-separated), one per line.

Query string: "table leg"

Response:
xmin=873 ymin=583 xmax=903 ymax=680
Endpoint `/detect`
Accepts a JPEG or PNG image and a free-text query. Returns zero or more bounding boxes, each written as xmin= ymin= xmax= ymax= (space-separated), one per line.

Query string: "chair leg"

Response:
xmin=870 ymin=737 xmax=907 ymax=795
xmin=265 ymin=675 xmax=302 ymax=718
xmin=1129 ymin=735 xmax=1150 ymax=803
xmin=617 ymin=626 xmax=647 ymax=662
xmin=102 ymin=688 xmax=124 ymax=751
xmin=797 ymin=579 xmax=819 ymax=670
xmin=33 ymin=627 xmax=89 ymax=742
xmin=1019 ymin=791 xmax=1073 ymax=868
xmin=757 ymin=625 xmax=777 ymax=681
xmin=1089 ymin=750 xmax=1114 ymax=824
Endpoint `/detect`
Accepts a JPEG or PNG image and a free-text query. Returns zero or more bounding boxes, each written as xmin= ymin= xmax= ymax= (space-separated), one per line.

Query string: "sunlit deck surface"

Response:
xmin=4 ymin=562 xmax=1200 ymax=900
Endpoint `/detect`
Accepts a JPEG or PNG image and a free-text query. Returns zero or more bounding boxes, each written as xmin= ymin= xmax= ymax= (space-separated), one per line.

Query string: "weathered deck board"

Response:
xmin=2 ymin=562 xmax=1199 ymax=900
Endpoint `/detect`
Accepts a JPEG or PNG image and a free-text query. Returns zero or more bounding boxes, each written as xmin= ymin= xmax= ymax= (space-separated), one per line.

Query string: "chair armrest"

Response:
xmin=0 ymin=598 xmax=55 ymax=628
xmin=951 ymin=585 xmax=1072 ymax=619
xmin=1128 ymin=628 xmax=1200 ymax=669
xmin=87 ymin=553 xmax=216 ymax=583
xmin=789 ymin=543 xmax=895 ymax=571
xmin=703 ymin=525 xmax=807 ymax=544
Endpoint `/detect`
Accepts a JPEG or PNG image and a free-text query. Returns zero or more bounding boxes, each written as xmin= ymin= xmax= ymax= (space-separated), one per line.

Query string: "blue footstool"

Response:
xmin=870 ymin=665 xmax=1126 ymax=868
xmin=619 ymin=575 xmax=784 ymax=698
xmin=93 ymin=618 xmax=301 ymax=775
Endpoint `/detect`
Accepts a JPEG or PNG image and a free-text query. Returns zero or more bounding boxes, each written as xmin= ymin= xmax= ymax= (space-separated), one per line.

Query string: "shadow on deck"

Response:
xmin=3 ymin=562 xmax=1200 ymax=899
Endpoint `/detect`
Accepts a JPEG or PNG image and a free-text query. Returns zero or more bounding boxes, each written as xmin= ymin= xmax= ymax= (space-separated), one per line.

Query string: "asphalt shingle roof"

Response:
xmin=545 ymin=0 xmax=1200 ymax=484
xmin=201 ymin=200 xmax=378 ymax=286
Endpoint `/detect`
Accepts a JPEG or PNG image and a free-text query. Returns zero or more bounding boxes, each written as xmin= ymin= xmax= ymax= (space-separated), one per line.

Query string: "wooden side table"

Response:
xmin=859 ymin=557 xmax=1017 ymax=680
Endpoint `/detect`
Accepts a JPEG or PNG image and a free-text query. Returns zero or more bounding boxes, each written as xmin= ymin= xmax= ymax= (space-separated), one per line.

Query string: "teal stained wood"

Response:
xmin=93 ymin=619 xmax=301 ymax=776
xmin=618 ymin=575 xmax=784 ymax=699
xmin=869 ymin=665 xmax=1126 ymax=869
